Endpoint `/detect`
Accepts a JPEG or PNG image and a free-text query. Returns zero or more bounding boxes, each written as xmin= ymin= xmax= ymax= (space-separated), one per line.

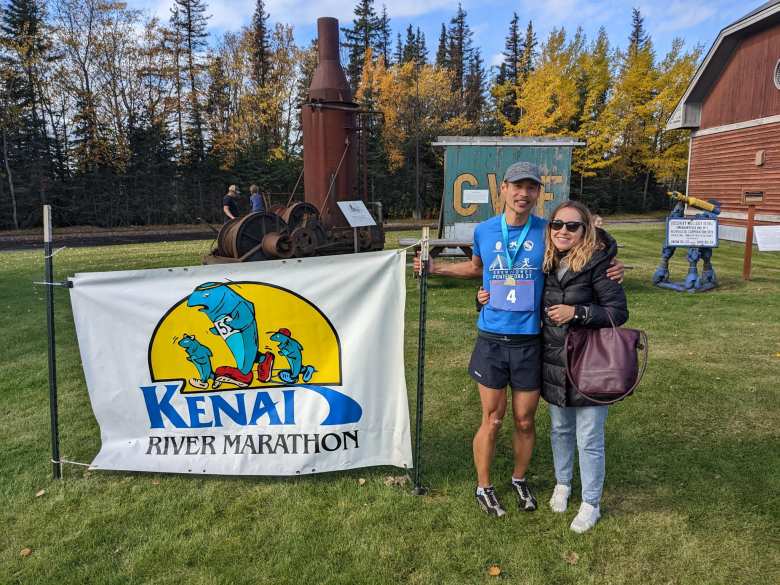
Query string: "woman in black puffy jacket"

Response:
xmin=541 ymin=200 xmax=628 ymax=533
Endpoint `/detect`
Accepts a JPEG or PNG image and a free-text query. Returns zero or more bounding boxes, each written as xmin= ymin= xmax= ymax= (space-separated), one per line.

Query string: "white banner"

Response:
xmin=69 ymin=250 xmax=412 ymax=475
xmin=754 ymin=225 xmax=780 ymax=251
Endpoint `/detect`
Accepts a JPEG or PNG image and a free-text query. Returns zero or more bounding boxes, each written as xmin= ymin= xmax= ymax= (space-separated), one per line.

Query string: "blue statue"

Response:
xmin=653 ymin=192 xmax=721 ymax=293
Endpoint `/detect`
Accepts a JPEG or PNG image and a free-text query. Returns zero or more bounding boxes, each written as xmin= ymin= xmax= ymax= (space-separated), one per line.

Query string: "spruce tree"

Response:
xmin=502 ymin=13 xmax=521 ymax=84
xmin=250 ymin=0 xmax=271 ymax=86
xmin=402 ymin=25 xmax=416 ymax=64
xmin=628 ymin=8 xmax=648 ymax=56
xmin=464 ymin=49 xmax=485 ymax=126
xmin=342 ymin=0 xmax=381 ymax=89
xmin=401 ymin=26 xmax=427 ymax=64
xmin=394 ymin=32 xmax=403 ymax=65
xmin=377 ymin=4 xmax=391 ymax=64
xmin=519 ymin=20 xmax=537 ymax=81
xmin=447 ymin=3 xmax=473 ymax=99
xmin=415 ymin=27 xmax=427 ymax=63
xmin=435 ymin=23 xmax=448 ymax=68
xmin=496 ymin=13 xmax=521 ymax=125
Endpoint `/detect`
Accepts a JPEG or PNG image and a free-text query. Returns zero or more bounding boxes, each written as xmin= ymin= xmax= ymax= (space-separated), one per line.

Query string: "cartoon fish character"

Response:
xmin=187 ymin=283 xmax=260 ymax=388
xmin=270 ymin=328 xmax=314 ymax=384
xmin=177 ymin=334 xmax=216 ymax=390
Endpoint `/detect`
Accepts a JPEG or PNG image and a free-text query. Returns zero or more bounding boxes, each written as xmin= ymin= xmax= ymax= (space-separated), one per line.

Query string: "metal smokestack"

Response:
xmin=309 ymin=17 xmax=352 ymax=102
xmin=302 ymin=17 xmax=358 ymax=228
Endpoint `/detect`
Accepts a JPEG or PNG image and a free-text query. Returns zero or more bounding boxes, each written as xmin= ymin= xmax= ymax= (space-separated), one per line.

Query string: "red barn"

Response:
xmin=667 ymin=0 xmax=780 ymax=241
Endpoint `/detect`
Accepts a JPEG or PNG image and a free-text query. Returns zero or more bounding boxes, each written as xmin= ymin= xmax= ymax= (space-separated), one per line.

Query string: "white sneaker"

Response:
xmin=549 ymin=484 xmax=571 ymax=513
xmin=570 ymin=502 xmax=601 ymax=533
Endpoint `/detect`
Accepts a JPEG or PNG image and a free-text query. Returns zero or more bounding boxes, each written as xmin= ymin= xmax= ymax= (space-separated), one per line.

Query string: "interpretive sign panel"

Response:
xmin=666 ymin=218 xmax=719 ymax=248
xmin=337 ymin=200 xmax=376 ymax=227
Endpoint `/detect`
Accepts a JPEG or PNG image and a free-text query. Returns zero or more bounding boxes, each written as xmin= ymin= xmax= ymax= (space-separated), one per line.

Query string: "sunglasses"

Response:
xmin=550 ymin=219 xmax=585 ymax=232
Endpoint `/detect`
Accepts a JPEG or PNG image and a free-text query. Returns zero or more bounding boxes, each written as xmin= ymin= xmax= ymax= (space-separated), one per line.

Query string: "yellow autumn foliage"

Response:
xmin=358 ymin=56 xmax=471 ymax=172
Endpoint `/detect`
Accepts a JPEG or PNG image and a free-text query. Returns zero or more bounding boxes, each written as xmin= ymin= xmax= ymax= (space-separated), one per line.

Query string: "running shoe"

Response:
xmin=475 ymin=486 xmax=507 ymax=517
xmin=257 ymin=352 xmax=275 ymax=383
xmin=214 ymin=366 xmax=253 ymax=387
xmin=549 ymin=484 xmax=571 ymax=513
xmin=570 ymin=502 xmax=600 ymax=533
xmin=511 ymin=479 xmax=537 ymax=511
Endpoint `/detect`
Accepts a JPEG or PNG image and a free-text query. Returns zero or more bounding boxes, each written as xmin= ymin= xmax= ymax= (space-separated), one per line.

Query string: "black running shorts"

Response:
xmin=468 ymin=331 xmax=541 ymax=391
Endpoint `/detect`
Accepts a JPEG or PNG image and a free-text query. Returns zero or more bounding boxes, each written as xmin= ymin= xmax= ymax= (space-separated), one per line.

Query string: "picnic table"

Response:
xmin=398 ymin=238 xmax=473 ymax=258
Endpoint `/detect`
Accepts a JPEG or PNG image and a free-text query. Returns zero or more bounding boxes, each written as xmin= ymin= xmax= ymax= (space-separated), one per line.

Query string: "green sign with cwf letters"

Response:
xmin=433 ymin=137 xmax=583 ymax=241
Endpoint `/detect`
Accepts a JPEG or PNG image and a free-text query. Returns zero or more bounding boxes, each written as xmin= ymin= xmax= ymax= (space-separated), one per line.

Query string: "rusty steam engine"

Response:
xmin=205 ymin=17 xmax=384 ymax=264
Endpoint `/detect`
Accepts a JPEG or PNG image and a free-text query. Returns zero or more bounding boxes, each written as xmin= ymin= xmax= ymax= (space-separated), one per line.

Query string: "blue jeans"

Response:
xmin=549 ymin=404 xmax=609 ymax=506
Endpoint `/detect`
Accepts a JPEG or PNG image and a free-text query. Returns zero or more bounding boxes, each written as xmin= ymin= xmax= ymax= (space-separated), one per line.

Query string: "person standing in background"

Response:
xmin=249 ymin=184 xmax=266 ymax=214
xmin=223 ymin=184 xmax=241 ymax=221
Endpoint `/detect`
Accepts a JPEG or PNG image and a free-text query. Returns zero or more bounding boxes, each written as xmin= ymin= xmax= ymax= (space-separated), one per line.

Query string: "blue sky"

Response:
xmin=130 ymin=0 xmax=764 ymax=70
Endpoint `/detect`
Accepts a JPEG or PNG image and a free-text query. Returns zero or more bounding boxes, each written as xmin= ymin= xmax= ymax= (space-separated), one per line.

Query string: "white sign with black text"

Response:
xmin=666 ymin=218 xmax=719 ymax=248
xmin=337 ymin=200 xmax=377 ymax=228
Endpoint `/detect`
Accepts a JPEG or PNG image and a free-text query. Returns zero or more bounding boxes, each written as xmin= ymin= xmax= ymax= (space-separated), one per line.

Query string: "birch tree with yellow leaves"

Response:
xmin=505 ymin=28 xmax=581 ymax=137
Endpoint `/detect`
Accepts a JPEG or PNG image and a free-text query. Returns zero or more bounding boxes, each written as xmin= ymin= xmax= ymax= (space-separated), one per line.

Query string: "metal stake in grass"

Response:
xmin=43 ymin=205 xmax=62 ymax=480
xmin=412 ymin=227 xmax=430 ymax=496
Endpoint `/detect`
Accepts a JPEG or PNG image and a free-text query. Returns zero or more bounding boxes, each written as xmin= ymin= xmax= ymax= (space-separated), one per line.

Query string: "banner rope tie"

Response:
xmin=34 ymin=280 xmax=73 ymax=288
xmin=44 ymin=246 xmax=67 ymax=259
xmin=51 ymin=458 xmax=91 ymax=468
xmin=397 ymin=239 xmax=422 ymax=253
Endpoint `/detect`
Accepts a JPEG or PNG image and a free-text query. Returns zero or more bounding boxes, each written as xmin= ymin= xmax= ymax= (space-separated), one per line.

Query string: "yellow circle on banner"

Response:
xmin=148 ymin=282 xmax=341 ymax=393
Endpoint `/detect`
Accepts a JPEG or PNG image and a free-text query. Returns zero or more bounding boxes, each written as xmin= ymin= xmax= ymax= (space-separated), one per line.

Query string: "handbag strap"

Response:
xmin=565 ymin=329 xmax=649 ymax=405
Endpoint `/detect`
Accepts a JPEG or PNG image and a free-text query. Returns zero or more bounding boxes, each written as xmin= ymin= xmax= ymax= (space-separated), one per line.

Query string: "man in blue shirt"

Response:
xmin=415 ymin=161 xmax=622 ymax=517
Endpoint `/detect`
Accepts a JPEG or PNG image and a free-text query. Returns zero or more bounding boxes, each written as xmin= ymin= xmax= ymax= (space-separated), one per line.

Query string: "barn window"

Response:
xmin=775 ymin=59 xmax=780 ymax=90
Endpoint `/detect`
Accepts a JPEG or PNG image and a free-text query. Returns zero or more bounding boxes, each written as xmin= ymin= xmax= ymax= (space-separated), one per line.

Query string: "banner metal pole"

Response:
xmin=43 ymin=205 xmax=62 ymax=480
xmin=412 ymin=226 xmax=429 ymax=495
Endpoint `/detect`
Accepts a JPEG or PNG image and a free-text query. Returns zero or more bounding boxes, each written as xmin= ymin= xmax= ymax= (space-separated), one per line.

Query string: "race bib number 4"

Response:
xmin=489 ymin=279 xmax=534 ymax=312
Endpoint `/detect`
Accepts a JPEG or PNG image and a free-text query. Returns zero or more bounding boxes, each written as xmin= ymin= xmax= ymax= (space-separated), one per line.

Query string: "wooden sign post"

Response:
xmin=742 ymin=191 xmax=763 ymax=281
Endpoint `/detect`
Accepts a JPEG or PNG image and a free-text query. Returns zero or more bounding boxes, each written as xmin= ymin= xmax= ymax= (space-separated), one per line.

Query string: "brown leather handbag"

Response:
xmin=565 ymin=314 xmax=648 ymax=405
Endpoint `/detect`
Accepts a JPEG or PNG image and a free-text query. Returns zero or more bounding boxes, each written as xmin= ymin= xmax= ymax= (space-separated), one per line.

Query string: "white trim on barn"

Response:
xmin=716 ymin=210 xmax=780 ymax=222
xmin=691 ymin=114 xmax=780 ymax=137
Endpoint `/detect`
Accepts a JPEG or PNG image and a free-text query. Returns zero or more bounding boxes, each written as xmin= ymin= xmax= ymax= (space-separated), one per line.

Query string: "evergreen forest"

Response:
xmin=0 ymin=0 xmax=701 ymax=229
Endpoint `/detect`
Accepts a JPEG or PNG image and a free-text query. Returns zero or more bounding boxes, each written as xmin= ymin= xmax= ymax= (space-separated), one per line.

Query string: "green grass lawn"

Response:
xmin=1 ymin=226 xmax=778 ymax=585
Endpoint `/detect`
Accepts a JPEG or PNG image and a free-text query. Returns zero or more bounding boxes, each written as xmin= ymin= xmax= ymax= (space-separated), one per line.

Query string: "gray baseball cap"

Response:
xmin=503 ymin=161 xmax=543 ymax=185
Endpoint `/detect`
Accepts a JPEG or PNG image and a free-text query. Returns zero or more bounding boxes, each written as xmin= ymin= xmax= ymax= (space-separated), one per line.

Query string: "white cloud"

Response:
xmin=470 ymin=21 xmax=490 ymax=42
xmin=136 ymin=0 xmax=452 ymax=32
xmin=642 ymin=0 xmax=717 ymax=33
xmin=524 ymin=0 xmax=611 ymax=27
xmin=142 ymin=0 xmax=253 ymax=30
xmin=489 ymin=51 xmax=503 ymax=67
xmin=265 ymin=0 xmax=452 ymax=27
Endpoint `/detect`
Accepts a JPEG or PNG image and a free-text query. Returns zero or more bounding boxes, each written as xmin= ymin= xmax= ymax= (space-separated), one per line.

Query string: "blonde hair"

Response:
xmin=542 ymin=201 xmax=603 ymax=273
